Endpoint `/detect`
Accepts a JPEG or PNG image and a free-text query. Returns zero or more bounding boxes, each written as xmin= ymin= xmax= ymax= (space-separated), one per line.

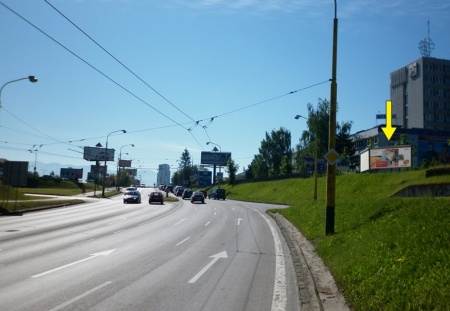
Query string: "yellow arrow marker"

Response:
xmin=382 ymin=100 xmax=396 ymax=140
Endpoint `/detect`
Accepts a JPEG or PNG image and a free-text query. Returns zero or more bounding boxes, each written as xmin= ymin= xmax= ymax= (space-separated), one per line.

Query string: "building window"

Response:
xmin=424 ymin=101 xmax=434 ymax=109
xmin=436 ymin=115 xmax=445 ymax=122
xmin=425 ymin=114 xmax=434 ymax=121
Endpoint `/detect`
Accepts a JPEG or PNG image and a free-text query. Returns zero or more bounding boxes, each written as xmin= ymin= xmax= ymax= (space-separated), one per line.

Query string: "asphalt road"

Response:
xmin=0 ymin=188 xmax=300 ymax=311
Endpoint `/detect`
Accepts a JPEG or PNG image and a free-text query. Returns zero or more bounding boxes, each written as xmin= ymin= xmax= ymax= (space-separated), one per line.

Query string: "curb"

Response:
xmin=269 ymin=212 xmax=350 ymax=311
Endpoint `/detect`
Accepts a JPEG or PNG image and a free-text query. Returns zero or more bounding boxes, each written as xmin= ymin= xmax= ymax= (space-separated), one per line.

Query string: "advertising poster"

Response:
xmin=369 ymin=146 xmax=411 ymax=169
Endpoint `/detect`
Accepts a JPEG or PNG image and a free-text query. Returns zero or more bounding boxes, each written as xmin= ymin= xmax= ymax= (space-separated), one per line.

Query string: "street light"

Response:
xmin=206 ymin=141 xmax=222 ymax=185
xmin=117 ymin=144 xmax=134 ymax=190
xmin=0 ymin=76 xmax=38 ymax=126
xmin=326 ymin=0 xmax=338 ymax=235
xmin=295 ymin=114 xmax=318 ymax=201
xmin=102 ymin=129 xmax=126 ymax=197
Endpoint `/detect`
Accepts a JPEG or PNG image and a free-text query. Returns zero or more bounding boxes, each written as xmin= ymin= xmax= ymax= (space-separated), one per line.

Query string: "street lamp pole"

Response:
xmin=0 ymin=76 xmax=38 ymax=126
xmin=206 ymin=141 xmax=222 ymax=185
xmin=117 ymin=144 xmax=134 ymax=190
xmin=102 ymin=129 xmax=126 ymax=197
xmin=326 ymin=0 xmax=338 ymax=235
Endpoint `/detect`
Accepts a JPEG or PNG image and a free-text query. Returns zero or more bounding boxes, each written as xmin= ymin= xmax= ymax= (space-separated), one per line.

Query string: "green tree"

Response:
xmin=295 ymin=98 xmax=353 ymax=170
xmin=225 ymin=158 xmax=239 ymax=185
xmin=173 ymin=148 xmax=194 ymax=187
xmin=255 ymin=127 xmax=292 ymax=177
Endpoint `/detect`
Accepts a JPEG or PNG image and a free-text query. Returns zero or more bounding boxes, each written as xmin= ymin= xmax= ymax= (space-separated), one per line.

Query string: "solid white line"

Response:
xmin=114 ymin=229 xmax=127 ymax=234
xmin=47 ymin=281 xmax=112 ymax=311
xmin=247 ymin=205 xmax=287 ymax=311
xmin=204 ymin=221 xmax=210 ymax=227
xmin=176 ymin=237 xmax=190 ymax=246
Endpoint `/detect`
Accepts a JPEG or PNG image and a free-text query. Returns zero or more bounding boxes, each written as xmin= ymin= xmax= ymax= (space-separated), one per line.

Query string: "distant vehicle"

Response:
xmin=123 ymin=190 xmax=141 ymax=204
xmin=165 ymin=185 xmax=174 ymax=193
xmin=140 ymin=184 xmax=146 ymax=188
xmin=198 ymin=190 xmax=207 ymax=198
xmin=181 ymin=189 xmax=193 ymax=199
xmin=149 ymin=192 xmax=164 ymax=204
xmin=208 ymin=188 xmax=226 ymax=200
xmin=175 ymin=187 xmax=184 ymax=197
xmin=126 ymin=186 xmax=137 ymax=191
xmin=191 ymin=191 xmax=205 ymax=204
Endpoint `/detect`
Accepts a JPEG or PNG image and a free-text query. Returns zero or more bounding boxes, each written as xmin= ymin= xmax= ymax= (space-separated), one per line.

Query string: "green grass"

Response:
xmin=222 ymin=169 xmax=450 ymax=310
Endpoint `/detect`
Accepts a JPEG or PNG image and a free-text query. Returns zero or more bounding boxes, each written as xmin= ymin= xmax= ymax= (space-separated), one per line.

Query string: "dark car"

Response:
xmin=198 ymin=190 xmax=207 ymax=198
xmin=123 ymin=190 xmax=141 ymax=204
xmin=191 ymin=191 xmax=205 ymax=204
xmin=208 ymin=188 xmax=226 ymax=200
xmin=181 ymin=189 xmax=193 ymax=199
xmin=175 ymin=187 xmax=184 ymax=197
xmin=149 ymin=192 xmax=164 ymax=204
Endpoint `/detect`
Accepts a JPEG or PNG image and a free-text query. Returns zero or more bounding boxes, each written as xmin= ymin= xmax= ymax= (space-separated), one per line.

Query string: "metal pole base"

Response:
xmin=325 ymin=206 xmax=335 ymax=235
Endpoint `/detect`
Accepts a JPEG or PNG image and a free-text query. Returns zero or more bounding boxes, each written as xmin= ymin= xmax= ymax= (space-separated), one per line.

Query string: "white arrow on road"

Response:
xmin=188 ymin=251 xmax=228 ymax=284
xmin=32 ymin=249 xmax=116 ymax=278
xmin=236 ymin=218 xmax=244 ymax=225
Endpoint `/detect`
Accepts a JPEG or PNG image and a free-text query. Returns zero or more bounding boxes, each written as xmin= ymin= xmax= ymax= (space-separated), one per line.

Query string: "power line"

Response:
xmin=43 ymin=0 xmax=197 ymax=124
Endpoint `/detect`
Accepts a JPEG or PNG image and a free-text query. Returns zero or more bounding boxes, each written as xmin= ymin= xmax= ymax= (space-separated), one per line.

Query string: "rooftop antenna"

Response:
xmin=419 ymin=21 xmax=435 ymax=57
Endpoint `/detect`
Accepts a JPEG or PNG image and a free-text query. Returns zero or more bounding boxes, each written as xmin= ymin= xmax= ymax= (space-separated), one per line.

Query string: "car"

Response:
xmin=125 ymin=186 xmax=137 ymax=191
xmin=123 ymin=190 xmax=141 ymax=203
xmin=149 ymin=192 xmax=164 ymax=204
xmin=208 ymin=188 xmax=226 ymax=200
xmin=181 ymin=189 xmax=193 ymax=199
xmin=175 ymin=187 xmax=184 ymax=196
xmin=191 ymin=191 xmax=205 ymax=204
xmin=198 ymin=190 xmax=207 ymax=198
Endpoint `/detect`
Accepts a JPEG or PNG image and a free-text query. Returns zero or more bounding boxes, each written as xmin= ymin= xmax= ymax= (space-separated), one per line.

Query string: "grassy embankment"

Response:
xmin=222 ymin=169 xmax=449 ymax=311
xmin=0 ymin=181 xmax=119 ymax=212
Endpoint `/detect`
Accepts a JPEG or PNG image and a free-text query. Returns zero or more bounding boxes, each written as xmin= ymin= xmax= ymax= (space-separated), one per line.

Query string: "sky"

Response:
xmin=1 ymin=0 xmax=450 ymax=186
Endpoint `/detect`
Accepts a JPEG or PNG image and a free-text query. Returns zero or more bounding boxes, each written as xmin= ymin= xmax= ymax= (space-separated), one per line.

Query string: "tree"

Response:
xmin=225 ymin=158 xmax=239 ymax=185
xmin=295 ymin=98 xmax=353 ymax=170
xmin=172 ymin=148 xmax=195 ymax=187
xmin=252 ymin=127 xmax=292 ymax=178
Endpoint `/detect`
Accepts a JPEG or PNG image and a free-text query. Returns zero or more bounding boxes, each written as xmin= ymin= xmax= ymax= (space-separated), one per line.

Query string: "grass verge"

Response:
xmin=222 ymin=169 xmax=449 ymax=310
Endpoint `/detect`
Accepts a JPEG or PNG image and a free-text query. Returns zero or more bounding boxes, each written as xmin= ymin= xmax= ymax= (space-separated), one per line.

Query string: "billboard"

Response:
xmin=60 ymin=168 xmax=83 ymax=180
xmin=124 ymin=168 xmax=137 ymax=177
xmin=3 ymin=161 xmax=28 ymax=187
xmin=303 ymin=157 xmax=326 ymax=174
xmin=368 ymin=146 xmax=412 ymax=170
xmin=119 ymin=159 xmax=132 ymax=167
xmin=83 ymin=146 xmax=115 ymax=161
xmin=201 ymin=151 xmax=231 ymax=166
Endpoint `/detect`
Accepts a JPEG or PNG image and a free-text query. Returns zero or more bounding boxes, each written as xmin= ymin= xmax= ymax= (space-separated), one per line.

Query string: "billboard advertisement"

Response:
xmin=201 ymin=151 xmax=231 ymax=166
xmin=83 ymin=146 xmax=115 ymax=161
xmin=119 ymin=159 xmax=132 ymax=167
xmin=303 ymin=157 xmax=326 ymax=174
xmin=369 ymin=146 xmax=411 ymax=169
xmin=3 ymin=161 xmax=28 ymax=187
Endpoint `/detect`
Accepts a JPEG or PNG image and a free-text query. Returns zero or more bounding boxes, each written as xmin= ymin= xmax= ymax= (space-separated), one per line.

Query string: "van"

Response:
xmin=208 ymin=188 xmax=226 ymax=200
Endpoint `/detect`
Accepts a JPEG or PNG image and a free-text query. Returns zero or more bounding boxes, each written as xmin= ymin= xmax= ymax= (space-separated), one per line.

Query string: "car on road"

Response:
xmin=198 ymin=189 xmax=207 ymax=198
xmin=123 ymin=190 xmax=141 ymax=203
xmin=208 ymin=188 xmax=226 ymax=200
xmin=181 ymin=189 xmax=193 ymax=199
xmin=175 ymin=187 xmax=184 ymax=197
xmin=149 ymin=192 xmax=164 ymax=204
xmin=191 ymin=191 xmax=205 ymax=204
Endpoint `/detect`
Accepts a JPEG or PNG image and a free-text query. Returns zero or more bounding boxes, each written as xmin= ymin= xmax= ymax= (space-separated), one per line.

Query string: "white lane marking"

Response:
xmin=214 ymin=212 xmax=217 ymax=216
xmin=188 ymin=251 xmax=228 ymax=284
xmin=73 ymin=239 xmax=95 ymax=246
xmin=254 ymin=209 xmax=287 ymax=311
xmin=204 ymin=221 xmax=210 ymax=227
xmin=48 ymin=281 xmax=112 ymax=311
xmin=236 ymin=218 xmax=244 ymax=225
xmin=32 ymin=249 xmax=116 ymax=278
xmin=174 ymin=218 xmax=188 ymax=226
xmin=176 ymin=237 xmax=190 ymax=246
xmin=114 ymin=229 xmax=127 ymax=234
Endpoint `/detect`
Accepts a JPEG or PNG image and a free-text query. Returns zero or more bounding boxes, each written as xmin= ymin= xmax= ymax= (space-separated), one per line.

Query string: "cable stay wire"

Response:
xmin=0 ymin=1 xmax=190 ymax=133
xmin=43 ymin=0 xmax=197 ymax=124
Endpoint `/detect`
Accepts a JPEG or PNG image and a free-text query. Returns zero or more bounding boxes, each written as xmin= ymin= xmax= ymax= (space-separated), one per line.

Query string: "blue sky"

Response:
xmin=1 ymin=0 xmax=449 ymax=185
